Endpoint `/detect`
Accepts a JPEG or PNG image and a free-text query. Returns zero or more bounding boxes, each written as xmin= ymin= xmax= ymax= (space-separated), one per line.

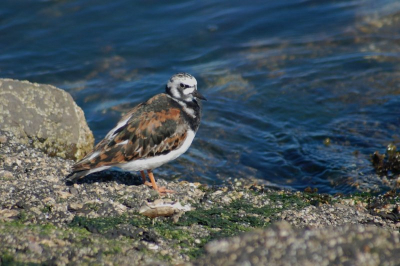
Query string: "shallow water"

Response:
xmin=2 ymin=0 xmax=400 ymax=193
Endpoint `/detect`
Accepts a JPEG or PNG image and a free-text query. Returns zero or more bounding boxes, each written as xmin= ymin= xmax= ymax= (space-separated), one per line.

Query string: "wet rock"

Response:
xmin=0 ymin=78 xmax=94 ymax=160
xmin=372 ymin=148 xmax=400 ymax=176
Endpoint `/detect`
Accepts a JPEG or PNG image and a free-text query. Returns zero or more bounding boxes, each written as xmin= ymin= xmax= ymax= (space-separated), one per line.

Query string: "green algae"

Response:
xmin=66 ymin=192 xmax=311 ymax=260
xmin=69 ymin=213 xmax=152 ymax=234
xmin=179 ymin=194 xmax=309 ymax=236
xmin=0 ymin=190 xmax=315 ymax=264
xmin=0 ymin=219 xmax=135 ymax=265
xmin=0 ymin=252 xmax=41 ymax=266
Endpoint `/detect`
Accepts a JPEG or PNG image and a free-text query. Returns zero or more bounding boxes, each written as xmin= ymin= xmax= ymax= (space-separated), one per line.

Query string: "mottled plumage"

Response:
xmin=68 ymin=73 xmax=206 ymax=193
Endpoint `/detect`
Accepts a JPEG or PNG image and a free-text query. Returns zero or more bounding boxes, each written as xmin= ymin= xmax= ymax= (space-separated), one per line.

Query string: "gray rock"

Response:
xmin=1 ymin=129 xmax=399 ymax=265
xmin=0 ymin=78 xmax=94 ymax=160
xmin=195 ymin=221 xmax=400 ymax=266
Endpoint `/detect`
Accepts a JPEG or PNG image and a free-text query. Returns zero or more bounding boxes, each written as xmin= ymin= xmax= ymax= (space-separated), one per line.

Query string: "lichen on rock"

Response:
xmin=0 ymin=78 xmax=94 ymax=160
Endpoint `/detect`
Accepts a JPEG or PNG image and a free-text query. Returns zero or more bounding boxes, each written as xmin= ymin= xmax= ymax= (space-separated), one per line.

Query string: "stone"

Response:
xmin=196 ymin=221 xmax=400 ymax=266
xmin=139 ymin=199 xmax=192 ymax=218
xmin=0 ymin=78 xmax=94 ymax=160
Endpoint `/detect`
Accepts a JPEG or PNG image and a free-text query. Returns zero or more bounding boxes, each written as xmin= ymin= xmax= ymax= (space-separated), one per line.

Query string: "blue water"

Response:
xmin=2 ymin=0 xmax=400 ymax=193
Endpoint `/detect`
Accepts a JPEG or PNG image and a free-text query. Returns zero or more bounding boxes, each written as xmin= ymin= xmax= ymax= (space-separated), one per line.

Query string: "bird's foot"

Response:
xmin=143 ymin=181 xmax=153 ymax=187
xmin=156 ymin=186 xmax=175 ymax=195
xmin=143 ymin=181 xmax=175 ymax=194
xmin=143 ymin=170 xmax=175 ymax=194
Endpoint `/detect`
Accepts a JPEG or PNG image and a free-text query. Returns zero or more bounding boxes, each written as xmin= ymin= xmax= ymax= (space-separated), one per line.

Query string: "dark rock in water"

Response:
xmin=372 ymin=149 xmax=400 ymax=177
xmin=0 ymin=78 xmax=94 ymax=160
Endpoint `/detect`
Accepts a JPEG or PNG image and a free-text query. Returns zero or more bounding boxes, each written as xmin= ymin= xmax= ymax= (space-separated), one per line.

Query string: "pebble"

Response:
xmin=69 ymin=187 xmax=79 ymax=195
xmin=0 ymin=135 xmax=7 ymax=143
xmin=0 ymin=170 xmax=13 ymax=179
xmin=28 ymin=242 xmax=43 ymax=254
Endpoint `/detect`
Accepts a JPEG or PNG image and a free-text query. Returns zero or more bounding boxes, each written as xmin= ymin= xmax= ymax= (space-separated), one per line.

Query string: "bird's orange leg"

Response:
xmin=147 ymin=169 xmax=175 ymax=194
xmin=140 ymin=170 xmax=153 ymax=187
xmin=147 ymin=169 xmax=158 ymax=190
xmin=140 ymin=170 xmax=147 ymax=183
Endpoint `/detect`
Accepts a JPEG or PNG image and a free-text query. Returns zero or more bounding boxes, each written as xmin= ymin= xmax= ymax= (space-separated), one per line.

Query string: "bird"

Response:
xmin=68 ymin=73 xmax=206 ymax=194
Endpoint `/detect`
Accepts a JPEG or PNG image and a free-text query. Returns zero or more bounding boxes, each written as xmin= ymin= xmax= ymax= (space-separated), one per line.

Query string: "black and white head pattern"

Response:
xmin=166 ymin=73 xmax=206 ymax=102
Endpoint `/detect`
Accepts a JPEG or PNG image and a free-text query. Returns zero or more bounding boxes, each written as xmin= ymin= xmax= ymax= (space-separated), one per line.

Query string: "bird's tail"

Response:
xmin=65 ymin=170 xmax=91 ymax=183
xmin=65 ymin=165 xmax=112 ymax=183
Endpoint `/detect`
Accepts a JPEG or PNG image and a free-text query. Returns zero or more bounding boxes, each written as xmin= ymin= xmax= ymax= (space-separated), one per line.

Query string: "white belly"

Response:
xmin=117 ymin=130 xmax=195 ymax=171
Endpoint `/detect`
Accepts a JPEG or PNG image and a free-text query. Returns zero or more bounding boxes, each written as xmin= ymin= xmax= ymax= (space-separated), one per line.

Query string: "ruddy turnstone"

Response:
xmin=68 ymin=73 xmax=206 ymax=193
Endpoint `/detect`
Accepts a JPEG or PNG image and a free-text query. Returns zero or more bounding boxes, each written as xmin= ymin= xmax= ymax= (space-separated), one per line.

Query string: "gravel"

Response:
xmin=1 ymin=129 xmax=399 ymax=265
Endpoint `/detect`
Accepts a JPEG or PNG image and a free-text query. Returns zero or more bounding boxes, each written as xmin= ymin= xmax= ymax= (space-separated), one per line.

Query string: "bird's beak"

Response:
xmin=193 ymin=90 xmax=207 ymax=101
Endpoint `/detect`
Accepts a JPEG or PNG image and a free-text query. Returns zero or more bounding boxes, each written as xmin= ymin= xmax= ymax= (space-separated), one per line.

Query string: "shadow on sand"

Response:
xmin=65 ymin=170 xmax=144 ymax=187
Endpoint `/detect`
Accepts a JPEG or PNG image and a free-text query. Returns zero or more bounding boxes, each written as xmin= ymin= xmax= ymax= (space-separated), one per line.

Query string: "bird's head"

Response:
xmin=166 ymin=73 xmax=207 ymax=103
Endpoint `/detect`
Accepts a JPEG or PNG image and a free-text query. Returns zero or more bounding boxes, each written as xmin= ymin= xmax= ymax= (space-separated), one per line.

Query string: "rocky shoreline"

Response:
xmin=1 ymin=128 xmax=400 ymax=265
xmin=1 ymin=80 xmax=400 ymax=265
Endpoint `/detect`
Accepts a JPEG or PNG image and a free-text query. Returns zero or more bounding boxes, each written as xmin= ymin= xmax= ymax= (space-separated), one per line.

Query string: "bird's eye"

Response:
xmin=180 ymin=83 xmax=185 ymax=88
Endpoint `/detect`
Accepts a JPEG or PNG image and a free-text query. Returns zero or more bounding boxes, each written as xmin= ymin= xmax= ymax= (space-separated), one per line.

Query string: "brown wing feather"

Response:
xmin=72 ymin=94 xmax=188 ymax=172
